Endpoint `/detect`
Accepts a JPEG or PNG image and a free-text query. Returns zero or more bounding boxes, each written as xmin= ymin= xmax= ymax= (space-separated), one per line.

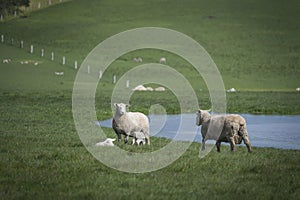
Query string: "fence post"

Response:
xmin=38 ymin=2 xmax=41 ymax=9
xmin=20 ymin=40 xmax=23 ymax=48
xmin=87 ymin=65 xmax=90 ymax=74
xmin=1 ymin=15 xmax=3 ymax=21
xmin=41 ymin=49 xmax=44 ymax=57
xmin=74 ymin=61 xmax=78 ymax=69
xmin=62 ymin=56 xmax=66 ymax=65
xmin=51 ymin=52 xmax=54 ymax=61
xmin=30 ymin=45 xmax=33 ymax=53
xmin=113 ymin=75 xmax=117 ymax=84
xmin=49 ymin=0 xmax=52 ymax=5
xmin=126 ymin=80 xmax=130 ymax=88
xmin=1 ymin=35 xmax=3 ymax=43
xmin=11 ymin=38 xmax=14 ymax=45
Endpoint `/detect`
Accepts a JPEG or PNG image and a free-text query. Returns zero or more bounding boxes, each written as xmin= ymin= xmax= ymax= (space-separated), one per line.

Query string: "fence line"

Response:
xmin=0 ymin=33 xmax=123 ymax=85
xmin=0 ymin=34 xmax=78 ymax=70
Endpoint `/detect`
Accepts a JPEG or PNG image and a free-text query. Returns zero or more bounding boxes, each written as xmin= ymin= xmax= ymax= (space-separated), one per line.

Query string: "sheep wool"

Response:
xmin=196 ymin=110 xmax=252 ymax=153
xmin=113 ymin=103 xmax=150 ymax=145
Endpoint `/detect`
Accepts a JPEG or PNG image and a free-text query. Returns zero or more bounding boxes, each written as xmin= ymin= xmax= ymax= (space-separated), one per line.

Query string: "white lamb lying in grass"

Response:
xmin=96 ymin=138 xmax=116 ymax=147
xmin=113 ymin=103 xmax=150 ymax=145
xmin=196 ymin=110 xmax=252 ymax=153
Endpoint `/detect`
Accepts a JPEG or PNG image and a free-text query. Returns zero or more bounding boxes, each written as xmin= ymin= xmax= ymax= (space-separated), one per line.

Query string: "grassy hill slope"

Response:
xmin=0 ymin=0 xmax=299 ymax=91
xmin=0 ymin=0 xmax=300 ymax=199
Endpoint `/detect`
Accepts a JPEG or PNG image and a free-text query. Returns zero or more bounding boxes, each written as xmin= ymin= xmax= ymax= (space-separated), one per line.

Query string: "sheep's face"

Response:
xmin=196 ymin=110 xmax=211 ymax=126
xmin=196 ymin=110 xmax=203 ymax=126
xmin=114 ymin=103 xmax=128 ymax=115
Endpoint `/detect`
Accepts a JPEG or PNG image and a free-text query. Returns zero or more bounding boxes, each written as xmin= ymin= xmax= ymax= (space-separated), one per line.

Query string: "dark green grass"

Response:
xmin=0 ymin=94 xmax=299 ymax=199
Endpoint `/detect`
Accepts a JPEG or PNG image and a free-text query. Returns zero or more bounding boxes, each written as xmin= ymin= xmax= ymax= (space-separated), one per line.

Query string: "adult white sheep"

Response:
xmin=113 ymin=103 xmax=150 ymax=145
xmin=196 ymin=110 xmax=252 ymax=152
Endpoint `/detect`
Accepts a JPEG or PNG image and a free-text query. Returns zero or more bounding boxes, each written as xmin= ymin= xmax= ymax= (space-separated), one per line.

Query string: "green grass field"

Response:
xmin=0 ymin=0 xmax=300 ymax=199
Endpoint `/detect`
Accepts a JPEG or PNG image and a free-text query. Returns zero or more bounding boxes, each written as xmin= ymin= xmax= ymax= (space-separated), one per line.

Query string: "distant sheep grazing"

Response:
xmin=155 ymin=87 xmax=165 ymax=92
xmin=2 ymin=58 xmax=11 ymax=63
xmin=196 ymin=110 xmax=252 ymax=152
xmin=132 ymin=85 xmax=147 ymax=91
xmin=146 ymin=87 xmax=154 ymax=91
xmin=133 ymin=57 xmax=143 ymax=63
xmin=113 ymin=103 xmax=150 ymax=145
xmin=159 ymin=57 xmax=166 ymax=64
xmin=227 ymin=88 xmax=236 ymax=93
xmin=54 ymin=72 xmax=64 ymax=76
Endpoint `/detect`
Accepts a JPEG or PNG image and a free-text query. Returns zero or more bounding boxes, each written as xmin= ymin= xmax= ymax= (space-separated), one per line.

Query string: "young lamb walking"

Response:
xmin=113 ymin=103 xmax=150 ymax=145
xmin=196 ymin=110 xmax=252 ymax=152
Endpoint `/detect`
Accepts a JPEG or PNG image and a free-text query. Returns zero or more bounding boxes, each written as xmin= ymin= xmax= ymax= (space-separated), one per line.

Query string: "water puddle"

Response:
xmin=97 ymin=114 xmax=300 ymax=150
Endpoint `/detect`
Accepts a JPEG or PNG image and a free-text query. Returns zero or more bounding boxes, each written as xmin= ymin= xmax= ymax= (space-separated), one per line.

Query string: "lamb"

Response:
xmin=113 ymin=103 xmax=150 ymax=145
xmin=96 ymin=138 xmax=116 ymax=147
xmin=196 ymin=110 xmax=252 ymax=152
xmin=159 ymin=57 xmax=166 ymax=64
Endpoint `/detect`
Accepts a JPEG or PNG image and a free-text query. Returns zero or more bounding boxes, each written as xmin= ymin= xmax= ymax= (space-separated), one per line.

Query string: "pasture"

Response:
xmin=0 ymin=0 xmax=300 ymax=199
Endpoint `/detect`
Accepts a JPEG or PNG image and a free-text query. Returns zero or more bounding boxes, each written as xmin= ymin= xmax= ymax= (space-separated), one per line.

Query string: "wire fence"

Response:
xmin=0 ymin=33 xmax=119 ymax=82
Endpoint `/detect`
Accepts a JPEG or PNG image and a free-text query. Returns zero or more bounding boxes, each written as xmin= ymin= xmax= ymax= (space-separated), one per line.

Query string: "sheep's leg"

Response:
xmin=132 ymin=137 xmax=136 ymax=145
xmin=143 ymin=128 xmax=150 ymax=145
xmin=216 ymin=141 xmax=221 ymax=152
xmin=229 ymin=137 xmax=235 ymax=151
xmin=201 ymin=138 xmax=206 ymax=151
xmin=124 ymin=135 xmax=129 ymax=144
xmin=145 ymin=135 xmax=150 ymax=145
xmin=117 ymin=134 xmax=122 ymax=143
xmin=243 ymin=137 xmax=252 ymax=153
xmin=229 ymin=125 xmax=237 ymax=152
